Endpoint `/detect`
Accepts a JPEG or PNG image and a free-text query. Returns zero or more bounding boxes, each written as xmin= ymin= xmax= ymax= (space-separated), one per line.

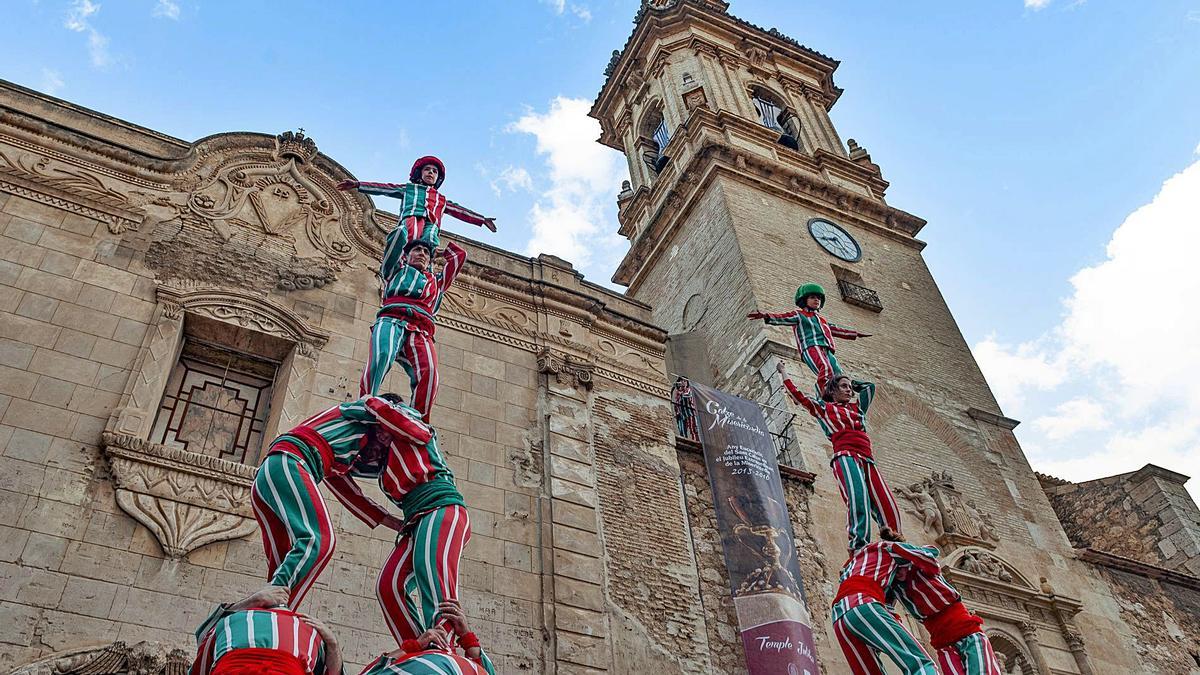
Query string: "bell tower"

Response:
xmin=590 ymin=0 xmax=930 ymax=401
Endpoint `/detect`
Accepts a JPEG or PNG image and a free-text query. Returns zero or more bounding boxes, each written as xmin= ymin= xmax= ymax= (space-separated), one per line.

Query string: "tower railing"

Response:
xmin=671 ymin=377 xmax=801 ymax=469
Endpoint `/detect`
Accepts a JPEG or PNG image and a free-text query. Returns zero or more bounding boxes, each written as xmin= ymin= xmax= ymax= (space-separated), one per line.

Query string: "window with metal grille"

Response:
xmin=652 ymin=118 xmax=671 ymax=152
xmin=150 ymin=338 xmax=278 ymax=465
xmin=753 ymin=96 xmax=785 ymax=131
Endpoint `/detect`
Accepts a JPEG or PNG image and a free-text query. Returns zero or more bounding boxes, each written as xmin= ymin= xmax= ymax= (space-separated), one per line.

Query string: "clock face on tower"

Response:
xmin=807 ymin=218 xmax=862 ymax=262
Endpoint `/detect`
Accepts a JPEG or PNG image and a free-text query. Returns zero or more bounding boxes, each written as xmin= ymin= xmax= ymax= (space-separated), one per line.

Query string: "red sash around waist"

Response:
xmin=377 ymin=301 xmax=437 ymax=336
xmin=925 ymin=601 xmax=984 ymax=649
xmin=831 ymin=429 xmax=873 ymax=460
xmin=834 ymin=575 xmax=886 ymax=606
xmin=212 ymin=648 xmax=306 ymax=675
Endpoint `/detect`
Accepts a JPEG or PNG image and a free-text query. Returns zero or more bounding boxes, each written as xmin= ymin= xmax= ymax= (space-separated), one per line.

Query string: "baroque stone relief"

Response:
xmin=137 ymin=132 xmax=357 ymax=293
xmin=895 ymin=469 xmax=1001 ymax=550
xmin=11 ymin=640 xmax=190 ymax=675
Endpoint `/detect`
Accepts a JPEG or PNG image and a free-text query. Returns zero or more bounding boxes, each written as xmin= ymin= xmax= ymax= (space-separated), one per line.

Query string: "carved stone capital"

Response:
xmin=537 ymin=347 xmax=595 ymax=390
xmin=102 ymin=432 xmax=258 ymax=558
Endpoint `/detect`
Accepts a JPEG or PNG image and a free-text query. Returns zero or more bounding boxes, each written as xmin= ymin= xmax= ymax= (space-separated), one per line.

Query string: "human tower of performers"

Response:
xmin=190 ymin=157 xmax=499 ymax=675
xmin=751 ymin=287 xmax=1004 ymax=674
xmin=186 ymin=155 xmax=1003 ymax=675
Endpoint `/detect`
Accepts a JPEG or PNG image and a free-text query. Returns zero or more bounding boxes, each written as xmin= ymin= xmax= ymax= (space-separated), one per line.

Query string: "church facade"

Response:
xmin=0 ymin=1 xmax=1198 ymax=673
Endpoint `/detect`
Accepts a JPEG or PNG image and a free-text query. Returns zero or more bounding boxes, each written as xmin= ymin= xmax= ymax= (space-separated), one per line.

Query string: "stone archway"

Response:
xmin=987 ymin=628 xmax=1037 ymax=675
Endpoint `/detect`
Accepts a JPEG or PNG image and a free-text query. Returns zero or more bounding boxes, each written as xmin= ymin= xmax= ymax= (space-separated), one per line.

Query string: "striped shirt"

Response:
xmin=762 ymin=308 xmax=863 ymax=353
xmin=356 ymin=182 xmax=490 ymax=229
xmin=379 ymin=242 xmax=467 ymax=327
xmin=190 ymin=607 xmax=326 ymax=675
xmin=359 ymin=648 xmax=495 ymax=675
xmin=890 ymin=544 xmax=961 ymax=619
xmin=378 ymin=404 xmax=459 ymax=509
xmin=273 ymin=397 xmax=434 ymax=479
xmin=783 ymin=378 xmax=875 ymax=438
xmin=833 ymin=542 xmax=901 ymax=623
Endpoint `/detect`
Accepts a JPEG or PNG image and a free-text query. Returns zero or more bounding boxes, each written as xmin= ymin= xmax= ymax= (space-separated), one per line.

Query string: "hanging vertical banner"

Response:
xmin=689 ymin=380 xmax=818 ymax=675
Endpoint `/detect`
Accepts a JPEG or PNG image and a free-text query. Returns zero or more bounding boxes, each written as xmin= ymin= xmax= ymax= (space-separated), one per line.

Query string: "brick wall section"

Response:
xmin=1042 ymin=465 xmax=1200 ymax=576
xmin=592 ymin=387 xmax=711 ymax=673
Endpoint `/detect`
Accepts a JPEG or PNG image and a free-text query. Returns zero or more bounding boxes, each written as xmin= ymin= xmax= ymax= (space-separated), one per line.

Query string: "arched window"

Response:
xmin=750 ymin=87 xmax=802 ymax=151
xmin=639 ymin=107 xmax=671 ymax=175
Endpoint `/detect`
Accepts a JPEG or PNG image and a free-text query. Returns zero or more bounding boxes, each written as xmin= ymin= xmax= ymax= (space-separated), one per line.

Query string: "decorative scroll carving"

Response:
xmin=537 ymin=347 xmax=595 ymax=390
xmin=156 ymin=284 xmax=329 ymax=358
xmin=895 ymin=470 xmax=1000 ymax=550
xmin=12 ymin=641 xmax=190 ymax=675
xmin=102 ymin=432 xmax=257 ymax=558
xmin=0 ymin=143 xmax=142 ymax=234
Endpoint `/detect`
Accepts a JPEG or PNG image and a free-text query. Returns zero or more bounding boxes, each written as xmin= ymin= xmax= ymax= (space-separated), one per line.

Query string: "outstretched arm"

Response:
xmin=749 ymin=309 xmax=801 ymax=326
xmin=829 ymin=322 xmax=871 ymax=339
xmin=444 ymin=200 xmax=497 ymax=232
xmin=337 ymin=179 xmax=409 ymax=199
xmin=776 ymin=363 xmax=821 ymax=417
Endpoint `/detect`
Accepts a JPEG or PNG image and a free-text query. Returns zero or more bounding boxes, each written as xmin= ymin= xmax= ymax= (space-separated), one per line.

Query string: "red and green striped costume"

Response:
xmin=250 ymin=396 xmax=431 ymax=609
xmin=888 ymin=544 xmax=1003 ymax=675
xmin=358 ymin=648 xmax=494 ymax=675
xmin=353 ymin=181 xmax=491 ymax=250
xmin=832 ymin=542 xmax=938 ymax=675
xmin=783 ymin=377 xmax=903 ymax=550
xmin=190 ymin=606 xmax=329 ymax=675
xmin=759 ymin=308 xmax=866 ymax=392
xmin=359 ymin=404 xmax=472 ymax=647
xmin=360 ymin=230 xmax=467 ymax=421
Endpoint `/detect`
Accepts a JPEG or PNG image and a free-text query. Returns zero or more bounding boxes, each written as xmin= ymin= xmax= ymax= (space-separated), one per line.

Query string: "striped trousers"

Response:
xmin=377 ymin=505 xmax=472 ymax=644
xmin=834 ymin=602 xmax=938 ymax=675
xmin=937 ymin=631 xmax=1004 ymax=675
xmin=250 ymin=453 xmax=336 ymax=611
xmin=801 ymin=344 xmax=842 ymax=394
xmin=360 ymin=317 xmax=438 ymax=421
xmin=832 ymin=454 xmax=903 ymax=551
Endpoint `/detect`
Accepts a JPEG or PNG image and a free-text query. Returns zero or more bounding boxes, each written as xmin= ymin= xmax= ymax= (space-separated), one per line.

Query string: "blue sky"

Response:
xmin=4 ymin=1 xmax=1200 ymax=494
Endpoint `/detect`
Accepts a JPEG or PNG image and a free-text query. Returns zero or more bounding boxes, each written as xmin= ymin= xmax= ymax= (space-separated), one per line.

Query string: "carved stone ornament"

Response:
xmin=945 ymin=546 xmax=1036 ymax=590
xmin=0 ymin=142 xmax=142 ymax=235
xmin=102 ymin=432 xmax=258 ymax=559
xmin=895 ymin=470 xmax=1001 ymax=550
xmin=156 ymin=283 xmax=330 ymax=359
xmin=537 ymin=347 xmax=595 ymax=390
xmin=135 ymin=131 xmax=376 ymax=293
xmin=11 ymin=640 xmax=190 ymax=675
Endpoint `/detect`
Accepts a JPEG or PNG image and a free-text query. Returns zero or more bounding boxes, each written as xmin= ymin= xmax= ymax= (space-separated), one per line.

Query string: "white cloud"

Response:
xmin=974 ymin=156 xmax=1200 ymax=498
xmin=1187 ymin=10 xmax=1200 ymax=23
xmin=40 ymin=68 xmax=64 ymax=95
xmin=64 ymin=0 xmax=111 ymax=68
xmin=540 ymin=0 xmax=565 ymax=14
xmin=540 ymin=0 xmax=590 ymax=21
xmin=971 ymin=335 xmax=1064 ymax=417
xmin=1024 ymin=0 xmax=1052 ymax=9
xmin=508 ymin=96 xmax=627 ymax=273
xmin=489 ymin=166 xmax=533 ymax=197
xmin=153 ymin=0 xmax=180 ymax=20
xmin=570 ymin=5 xmax=592 ymax=21
xmin=1031 ymin=398 xmax=1110 ymax=440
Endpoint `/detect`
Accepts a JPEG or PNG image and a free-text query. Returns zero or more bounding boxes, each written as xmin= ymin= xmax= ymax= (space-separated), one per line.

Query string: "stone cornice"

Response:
xmin=613 ymin=107 xmax=926 ymax=290
xmin=592 ymin=0 xmax=841 ymax=127
xmin=967 ymin=407 xmax=1021 ymax=430
xmin=1076 ymin=546 xmax=1200 ymax=591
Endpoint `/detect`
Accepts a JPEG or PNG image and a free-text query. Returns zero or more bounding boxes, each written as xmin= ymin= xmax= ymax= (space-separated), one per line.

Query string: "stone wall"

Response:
xmin=1092 ymin=566 xmax=1200 ymax=674
xmin=1042 ymin=465 xmax=1200 ymax=576
xmin=0 ymin=80 xmax=709 ymax=674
